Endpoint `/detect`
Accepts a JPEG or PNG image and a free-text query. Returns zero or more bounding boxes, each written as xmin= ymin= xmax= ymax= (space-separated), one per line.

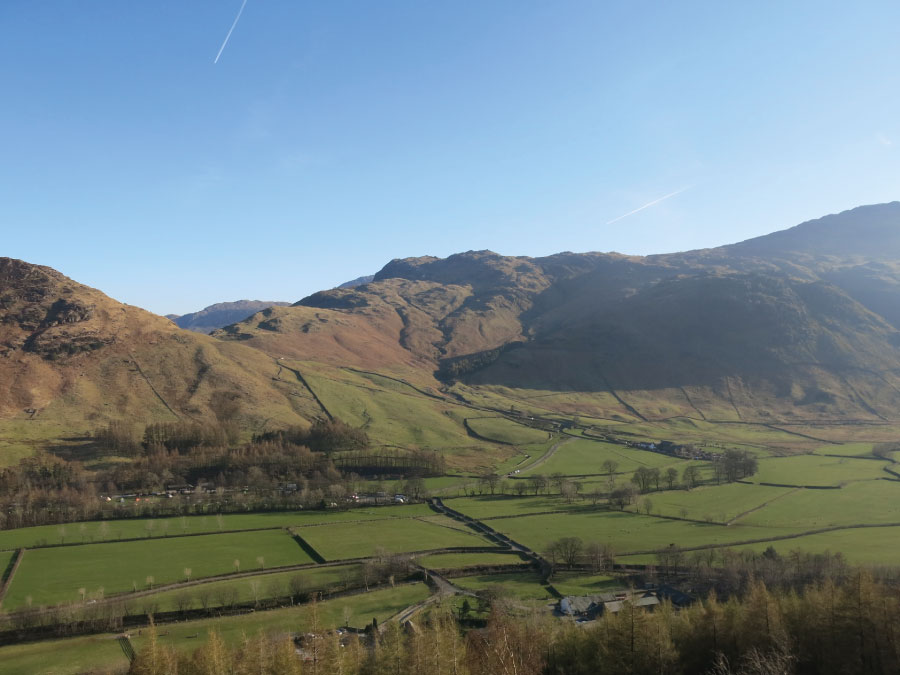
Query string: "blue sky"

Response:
xmin=2 ymin=1 xmax=899 ymax=314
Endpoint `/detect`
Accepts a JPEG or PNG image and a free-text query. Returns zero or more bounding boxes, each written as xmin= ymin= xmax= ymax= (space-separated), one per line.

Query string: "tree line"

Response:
xmin=128 ymin=568 xmax=900 ymax=674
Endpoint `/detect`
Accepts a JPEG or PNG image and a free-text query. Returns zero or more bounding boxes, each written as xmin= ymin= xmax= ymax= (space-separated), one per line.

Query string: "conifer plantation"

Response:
xmin=127 ymin=573 xmax=900 ymax=675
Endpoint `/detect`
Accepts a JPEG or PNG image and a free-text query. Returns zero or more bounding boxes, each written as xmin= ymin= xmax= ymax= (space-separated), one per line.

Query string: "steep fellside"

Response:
xmin=214 ymin=203 xmax=900 ymax=423
xmin=0 ymin=259 xmax=319 ymax=454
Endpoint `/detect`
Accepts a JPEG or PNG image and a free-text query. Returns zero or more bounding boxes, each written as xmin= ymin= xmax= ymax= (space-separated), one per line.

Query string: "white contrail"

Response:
xmin=605 ymin=186 xmax=691 ymax=225
xmin=214 ymin=0 xmax=249 ymax=64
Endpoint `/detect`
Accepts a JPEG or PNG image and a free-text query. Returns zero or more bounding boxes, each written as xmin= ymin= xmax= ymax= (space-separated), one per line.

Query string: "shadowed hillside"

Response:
xmin=219 ymin=203 xmax=900 ymax=423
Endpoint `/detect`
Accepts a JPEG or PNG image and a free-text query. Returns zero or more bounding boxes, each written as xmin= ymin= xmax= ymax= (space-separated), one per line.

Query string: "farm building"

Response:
xmin=558 ymin=589 xmax=681 ymax=621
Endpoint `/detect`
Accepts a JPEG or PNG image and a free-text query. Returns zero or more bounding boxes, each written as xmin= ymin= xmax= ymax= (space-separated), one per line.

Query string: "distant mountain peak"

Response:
xmin=173 ymin=300 xmax=290 ymax=334
xmin=727 ymin=201 xmax=900 ymax=259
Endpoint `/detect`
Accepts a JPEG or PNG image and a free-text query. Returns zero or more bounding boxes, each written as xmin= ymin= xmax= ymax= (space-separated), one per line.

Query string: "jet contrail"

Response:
xmin=214 ymin=0 xmax=249 ymax=64
xmin=605 ymin=186 xmax=691 ymax=225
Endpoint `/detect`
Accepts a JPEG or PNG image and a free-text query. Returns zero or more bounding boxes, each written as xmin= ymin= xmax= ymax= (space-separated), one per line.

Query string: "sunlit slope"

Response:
xmin=0 ymin=258 xmax=317 ymax=456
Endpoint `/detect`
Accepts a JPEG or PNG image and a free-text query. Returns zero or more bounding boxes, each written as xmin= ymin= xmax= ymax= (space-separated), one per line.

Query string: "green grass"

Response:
xmin=0 ymin=548 xmax=15 ymax=580
xmin=301 ymin=369 xmax=479 ymax=450
xmin=740 ymin=480 xmax=900 ymax=529
xmin=0 ymin=504 xmax=436 ymax=551
xmin=639 ymin=483 xmax=794 ymax=523
xmin=0 ymin=632 xmax=127 ymax=675
xmin=3 ymin=530 xmax=310 ymax=609
xmin=465 ymin=416 xmax=551 ymax=445
xmin=521 ymin=438 xmax=683 ymax=477
xmin=136 ymin=583 xmax=431 ymax=651
xmin=447 ymin=495 xmax=581 ymax=519
xmin=138 ymin=564 xmax=361 ymax=612
xmin=0 ymin=584 xmax=431 ymax=674
xmin=814 ymin=442 xmax=875 ymax=457
xmin=453 ymin=572 xmax=552 ymax=601
xmin=298 ymin=516 xmax=490 ymax=560
xmin=417 ymin=551 xmax=528 ymax=569
xmin=750 ymin=455 xmax=887 ymax=486
xmin=490 ymin=510 xmax=804 ymax=556
xmin=551 ymin=572 xmax=618 ymax=596
xmin=736 ymin=525 xmax=900 ymax=566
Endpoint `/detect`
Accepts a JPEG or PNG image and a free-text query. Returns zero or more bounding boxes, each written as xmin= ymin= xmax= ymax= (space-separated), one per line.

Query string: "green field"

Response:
xmin=0 ymin=549 xmax=15 ymax=579
xmin=3 ymin=530 xmax=310 ymax=609
xmin=814 ymin=442 xmax=875 ymax=457
xmin=521 ymin=438 xmax=683 ymax=477
xmin=138 ymin=564 xmax=361 ymax=612
xmin=0 ymin=584 xmax=431 ymax=675
xmin=418 ymin=551 xmax=528 ymax=569
xmin=550 ymin=572 xmax=618 ymax=597
xmin=298 ymin=516 xmax=491 ymax=560
xmin=465 ymin=416 xmax=551 ymax=445
xmin=749 ymin=454 xmax=887 ymax=486
xmin=448 ymin=495 xmax=582 ymax=519
xmin=739 ymin=480 xmax=900 ymax=529
xmin=639 ymin=482 xmax=794 ymax=523
xmin=490 ymin=510 xmax=803 ymax=556
xmin=0 ymin=632 xmax=127 ymax=675
xmin=0 ymin=504 xmax=436 ymax=551
xmin=453 ymin=572 xmax=552 ymax=601
xmin=302 ymin=368 xmax=481 ymax=451
xmin=736 ymin=525 xmax=900 ymax=565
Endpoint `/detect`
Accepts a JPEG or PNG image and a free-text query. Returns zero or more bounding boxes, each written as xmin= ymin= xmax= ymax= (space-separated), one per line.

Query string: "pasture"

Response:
xmin=138 ymin=564 xmax=361 ymax=612
xmin=641 ymin=482 xmax=794 ymax=523
xmin=739 ymin=480 xmax=900 ymax=529
xmin=448 ymin=495 xmax=581 ymax=519
xmin=0 ymin=584 xmax=431 ymax=675
xmin=417 ymin=551 xmax=528 ymax=569
xmin=135 ymin=583 xmax=431 ymax=650
xmin=3 ymin=530 xmax=309 ymax=609
xmin=521 ymin=438 xmax=679 ymax=477
xmin=749 ymin=454 xmax=887 ymax=486
xmin=490 ymin=510 xmax=804 ymax=556
xmin=0 ymin=504 xmax=436 ymax=551
xmin=737 ymin=525 xmax=900 ymax=566
xmin=301 ymin=369 xmax=480 ymax=452
xmin=297 ymin=516 xmax=491 ymax=560
xmin=551 ymin=572 xmax=618 ymax=597
xmin=452 ymin=572 xmax=552 ymax=601
xmin=465 ymin=416 xmax=551 ymax=445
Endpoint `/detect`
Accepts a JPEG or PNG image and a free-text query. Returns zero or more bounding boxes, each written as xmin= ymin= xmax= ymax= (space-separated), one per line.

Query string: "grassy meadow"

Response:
xmin=297 ymin=516 xmax=490 ymax=560
xmin=0 ymin=584 xmax=432 ymax=675
xmin=452 ymin=572 xmax=552 ymax=601
xmin=3 ymin=530 xmax=310 ymax=609
xmin=137 ymin=564 xmax=361 ymax=613
xmin=749 ymin=454 xmax=888 ymax=486
xmin=522 ymin=438 xmax=681 ymax=476
xmin=417 ymin=551 xmax=528 ymax=569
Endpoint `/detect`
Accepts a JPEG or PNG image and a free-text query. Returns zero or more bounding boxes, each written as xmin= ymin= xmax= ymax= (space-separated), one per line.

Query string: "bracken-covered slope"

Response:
xmin=218 ymin=202 xmax=900 ymax=423
xmin=0 ymin=259 xmax=320 ymax=451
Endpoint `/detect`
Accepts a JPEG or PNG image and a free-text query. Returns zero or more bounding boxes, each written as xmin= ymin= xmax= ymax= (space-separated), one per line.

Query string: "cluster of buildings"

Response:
xmin=627 ymin=440 xmax=722 ymax=462
xmin=557 ymin=585 xmax=692 ymax=623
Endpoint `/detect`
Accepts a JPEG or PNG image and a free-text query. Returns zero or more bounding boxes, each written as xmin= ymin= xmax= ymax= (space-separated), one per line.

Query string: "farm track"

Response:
xmin=726 ymin=487 xmax=801 ymax=526
xmin=515 ymin=436 xmax=574 ymax=475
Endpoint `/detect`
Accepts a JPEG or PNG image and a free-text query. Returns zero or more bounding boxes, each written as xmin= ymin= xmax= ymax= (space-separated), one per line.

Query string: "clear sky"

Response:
xmin=2 ymin=1 xmax=899 ymax=314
